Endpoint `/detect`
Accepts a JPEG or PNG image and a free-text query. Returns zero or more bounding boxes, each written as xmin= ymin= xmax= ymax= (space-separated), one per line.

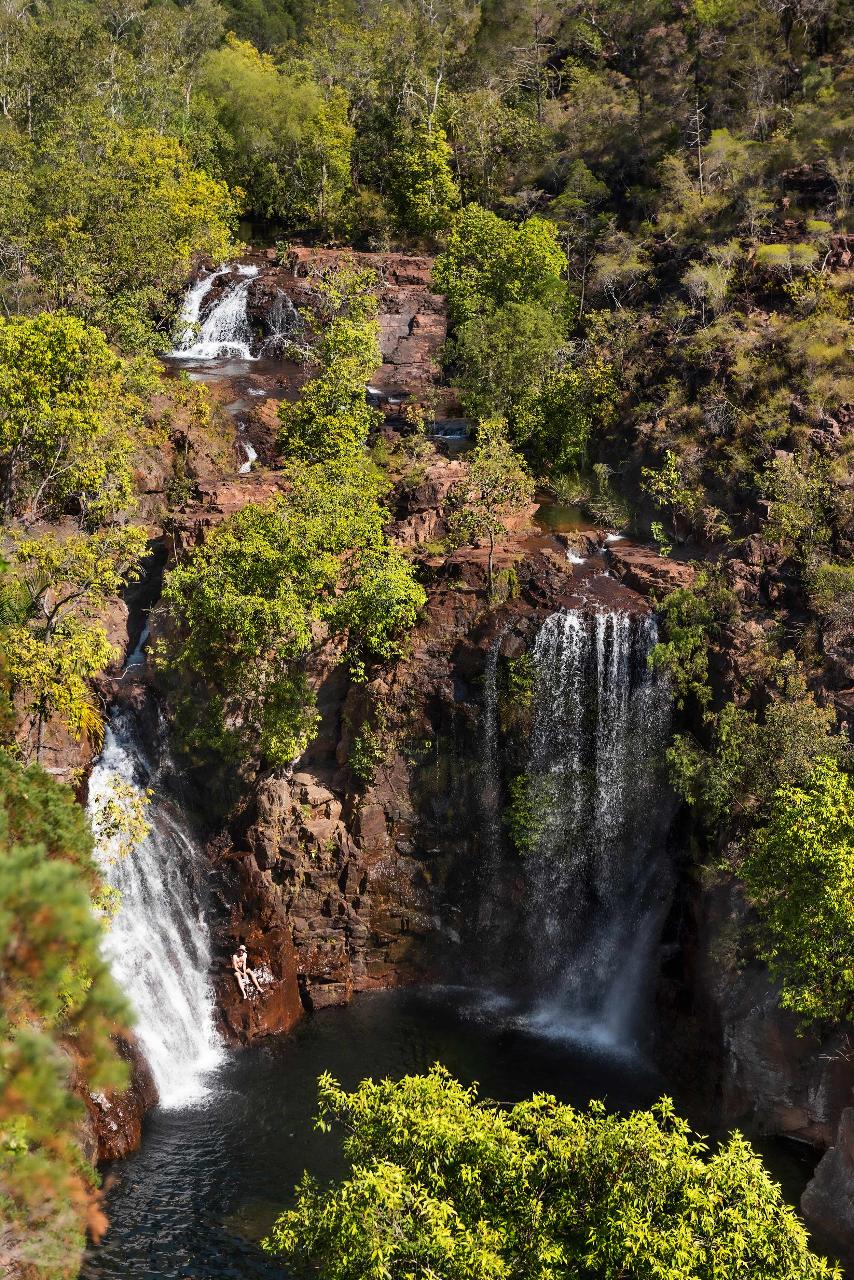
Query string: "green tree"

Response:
xmin=432 ymin=204 xmax=570 ymax=325
xmin=514 ymin=355 xmax=616 ymax=479
xmin=447 ymin=300 xmax=565 ymax=423
xmin=641 ymin=449 xmax=707 ymax=547
xmin=760 ymin=452 xmax=832 ymax=561
xmin=2 ymin=525 xmax=147 ymax=759
xmin=668 ymin=653 xmax=848 ymax=826
xmin=738 ymin=758 xmax=854 ymax=1024
xmin=648 ymin=570 xmax=739 ymax=710
xmin=388 ymin=124 xmax=460 ymax=236
xmin=2 ymin=111 xmax=238 ymax=350
xmin=263 ymin=1066 xmax=837 ymax=1279
xmin=278 ymin=264 xmax=381 ymax=464
xmin=0 ymin=752 xmax=127 ymax=1276
xmin=808 ymin=561 xmax=854 ymax=625
xmin=546 ymin=160 xmax=611 ymax=319
xmin=0 ymin=312 xmax=144 ymax=524
xmin=198 ymin=36 xmax=353 ymax=234
xmin=445 ymin=419 xmax=534 ymax=596
xmin=156 ymin=462 xmax=424 ymax=765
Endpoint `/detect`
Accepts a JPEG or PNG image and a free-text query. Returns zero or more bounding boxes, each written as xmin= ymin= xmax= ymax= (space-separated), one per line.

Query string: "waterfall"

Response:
xmin=258 ymin=290 xmax=307 ymax=357
xmin=476 ymin=630 xmax=507 ymax=930
xmin=170 ymin=264 xmax=259 ymax=360
xmin=88 ymin=712 xmax=222 ymax=1107
xmin=238 ymin=438 xmax=257 ymax=474
xmin=520 ymin=607 xmax=671 ymax=1045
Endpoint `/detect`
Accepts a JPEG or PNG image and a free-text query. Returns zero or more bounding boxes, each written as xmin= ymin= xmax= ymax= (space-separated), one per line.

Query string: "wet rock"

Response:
xmin=302 ymin=979 xmax=352 ymax=1010
xmin=802 ymin=1107 xmax=854 ymax=1270
xmin=354 ymin=803 xmax=390 ymax=848
xmin=81 ymin=1033 xmax=158 ymax=1164
xmin=243 ymin=248 xmax=449 ymax=399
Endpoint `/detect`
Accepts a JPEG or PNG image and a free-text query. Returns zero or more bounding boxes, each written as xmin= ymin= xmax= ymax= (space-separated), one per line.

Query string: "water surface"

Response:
xmin=82 ymin=987 xmax=665 ymax=1279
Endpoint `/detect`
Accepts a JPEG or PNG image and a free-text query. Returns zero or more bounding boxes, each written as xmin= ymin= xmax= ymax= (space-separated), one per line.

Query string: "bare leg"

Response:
xmin=235 ymin=972 xmax=248 ymax=999
xmin=249 ymin=967 xmax=263 ymax=994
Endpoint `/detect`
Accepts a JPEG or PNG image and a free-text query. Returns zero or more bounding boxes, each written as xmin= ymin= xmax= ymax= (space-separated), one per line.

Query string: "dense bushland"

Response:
xmin=0 ymin=0 xmax=852 ymax=1274
xmin=0 ymin=751 xmax=128 ymax=1277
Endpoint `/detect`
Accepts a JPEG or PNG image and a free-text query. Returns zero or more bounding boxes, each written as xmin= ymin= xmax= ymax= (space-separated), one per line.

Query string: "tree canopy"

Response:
xmin=433 ymin=205 xmax=570 ymax=325
xmin=156 ymin=461 xmax=425 ymax=765
xmin=1 ymin=526 xmax=147 ymax=760
xmin=278 ymin=264 xmax=382 ymax=464
xmin=263 ymin=1067 xmax=838 ymax=1280
xmin=0 ymin=313 xmax=145 ymax=524
xmin=445 ymin=418 xmax=534 ymax=595
xmin=740 ymin=758 xmax=854 ymax=1025
xmin=1 ymin=113 xmax=238 ymax=350
xmin=0 ymin=752 xmax=127 ymax=1277
xmin=197 ymin=35 xmax=353 ymax=236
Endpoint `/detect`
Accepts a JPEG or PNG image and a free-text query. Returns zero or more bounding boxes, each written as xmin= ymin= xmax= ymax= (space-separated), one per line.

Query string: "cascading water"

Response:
xmin=258 ymin=290 xmax=307 ymax=357
xmin=520 ymin=606 xmax=671 ymax=1045
xmin=88 ymin=711 xmax=223 ymax=1107
xmin=238 ymin=438 xmax=258 ymax=474
xmin=476 ymin=629 xmax=508 ymax=930
xmin=170 ymin=264 xmax=259 ymax=360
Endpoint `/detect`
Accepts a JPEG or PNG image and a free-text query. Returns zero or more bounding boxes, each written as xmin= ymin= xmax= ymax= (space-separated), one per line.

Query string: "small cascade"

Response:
xmin=170 ymin=265 xmax=259 ymax=360
xmin=258 ymin=291 xmax=306 ymax=357
xmin=520 ymin=607 xmax=671 ymax=1044
xmin=238 ymin=438 xmax=257 ymax=474
xmin=88 ymin=712 xmax=222 ymax=1107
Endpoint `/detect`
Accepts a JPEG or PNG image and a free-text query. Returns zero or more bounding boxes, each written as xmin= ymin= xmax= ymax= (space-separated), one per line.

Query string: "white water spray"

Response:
xmin=170 ymin=265 xmax=259 ymax=360
xmin=521 ymin=607 xmax=671 ymax=1044
xmin=89 ymin=714 xmax=222 ymax=1107
xmin=238 ymin=439 xmax=257 ymax=474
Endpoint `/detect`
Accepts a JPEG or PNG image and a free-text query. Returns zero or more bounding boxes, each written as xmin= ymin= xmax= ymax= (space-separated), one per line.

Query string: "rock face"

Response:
xmin=659 ymin=876 xmax=854 ymax=1166
xmin=802 ymin=1108 xmax=854 ymax=1271
xmin=208 ymin=531 xmax=653 ymax=1033
xmin=605 ymin=543 xmax=697 ymax=596
xmin=242 ymin=248 xmax=449 ymax=400
xmin=81 ymin=1033 xmax=158 ymax=1164
xmin=388 ymin=453 xmax=465 ymax=546
xmin=209 ymin=840 xmax=305 ymax=1045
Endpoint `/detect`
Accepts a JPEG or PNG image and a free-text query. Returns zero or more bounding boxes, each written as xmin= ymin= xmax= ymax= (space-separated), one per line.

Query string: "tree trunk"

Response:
xmin=487 ymin=529 xmax=495 ymax=598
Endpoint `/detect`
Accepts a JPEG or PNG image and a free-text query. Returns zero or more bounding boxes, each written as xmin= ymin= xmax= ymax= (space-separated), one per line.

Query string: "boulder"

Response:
xmin=605 ymin=543 xmax=697 ymax=597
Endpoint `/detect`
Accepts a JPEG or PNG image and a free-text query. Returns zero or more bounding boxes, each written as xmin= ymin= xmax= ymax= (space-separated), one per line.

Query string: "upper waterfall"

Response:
xmin=521 ymin=606 xmax=671 ymax=1045
xmin=169 ymin=264 xmax=259 ymax=361
xmin=88 ymin=711 xmax=223 ymax=1107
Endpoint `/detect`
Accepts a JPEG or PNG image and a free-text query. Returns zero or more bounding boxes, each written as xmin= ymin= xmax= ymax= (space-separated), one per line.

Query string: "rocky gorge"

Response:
xmin=73 ymin=247 xmax=854 ymax=1273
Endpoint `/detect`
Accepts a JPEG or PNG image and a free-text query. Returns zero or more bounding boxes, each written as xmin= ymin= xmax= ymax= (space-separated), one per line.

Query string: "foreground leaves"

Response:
xmin=264 ymin=1067 xmax=838 ymax=1280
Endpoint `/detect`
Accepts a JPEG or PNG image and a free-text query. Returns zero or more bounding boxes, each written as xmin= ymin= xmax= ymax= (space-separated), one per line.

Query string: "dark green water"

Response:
xmin=533 ymin=500 xmax=593 ymax=534
xmin=80 ymin=987 xmax=665 ymax=1278
xmin=80 ymin=986 xmax=818 ymax=1280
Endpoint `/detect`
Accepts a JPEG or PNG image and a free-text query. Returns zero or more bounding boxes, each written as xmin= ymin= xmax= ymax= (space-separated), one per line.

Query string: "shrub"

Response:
xmin=263 ymin=1067 xmax=838 ymax=1279
xmin=739 ymin=758 xmax=854 ymax=1024
xmin=808 ymin=561 xmax=854 ymax=625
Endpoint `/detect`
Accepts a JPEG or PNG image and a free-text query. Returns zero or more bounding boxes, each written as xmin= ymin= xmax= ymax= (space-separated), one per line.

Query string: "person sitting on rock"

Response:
xmin=232 ymin=943 xmax=263 ymax=1000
